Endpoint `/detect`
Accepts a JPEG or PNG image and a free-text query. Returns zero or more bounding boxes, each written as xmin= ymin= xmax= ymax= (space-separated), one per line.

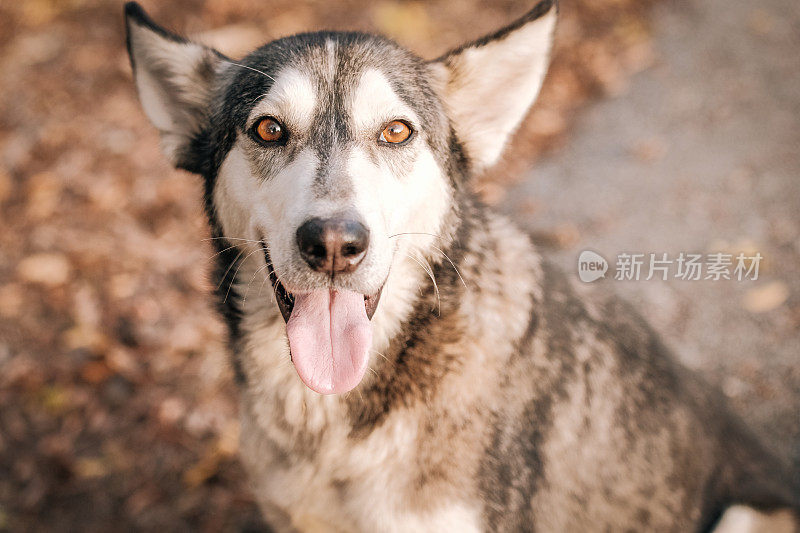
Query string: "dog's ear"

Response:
xmin=125 ymin=2 xmax=226 ymax=171
xmin=429 ymin=0 xmax=557 ymax=172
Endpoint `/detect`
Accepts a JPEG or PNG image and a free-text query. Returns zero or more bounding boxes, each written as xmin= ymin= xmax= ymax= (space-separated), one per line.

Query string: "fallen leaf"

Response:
xmin=74 ymin=457 xmax=108 ymax=479
xmin=17 ymin=253 xmax=72 ymax=287
xmin=37 ymin=385 xmax=71 ymax=415
xmin=0 ymin=284 xmax=24 ymax=318
xmin=81 ymin=361 xmax=113 ymax=385
xmin=742 ymin=281 xmax=789 ymax=313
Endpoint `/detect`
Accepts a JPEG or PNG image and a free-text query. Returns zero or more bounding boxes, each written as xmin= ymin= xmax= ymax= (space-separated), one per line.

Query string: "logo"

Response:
xmin=578 ymin=250 xmax=608 ymax=283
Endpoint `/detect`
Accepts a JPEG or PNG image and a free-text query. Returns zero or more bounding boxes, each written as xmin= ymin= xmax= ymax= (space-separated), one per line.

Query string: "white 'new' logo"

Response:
xmin=578 ymin=250 xmax=608 ymax=283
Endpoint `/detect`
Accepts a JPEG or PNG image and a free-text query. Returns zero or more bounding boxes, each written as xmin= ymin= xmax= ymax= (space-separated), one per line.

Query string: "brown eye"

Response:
xmin=254 ymin=117 xmax=285 ymax=143
xmin=379 ymin=120 xmax=412 ymax=144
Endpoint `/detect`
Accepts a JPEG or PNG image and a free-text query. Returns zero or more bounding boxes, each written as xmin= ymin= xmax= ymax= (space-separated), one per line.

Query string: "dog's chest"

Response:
xmin=239 ymin=393 xmax=424 ymax=530
xmin=233 ymin=289 xmax=503 ymax=531
xmin=239 ymin=383 xmax=485 ymax=532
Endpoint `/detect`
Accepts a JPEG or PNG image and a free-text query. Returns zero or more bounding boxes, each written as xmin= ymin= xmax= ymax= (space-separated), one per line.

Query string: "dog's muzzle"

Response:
xmin=258 ymin=238 xmax=383 ymax=395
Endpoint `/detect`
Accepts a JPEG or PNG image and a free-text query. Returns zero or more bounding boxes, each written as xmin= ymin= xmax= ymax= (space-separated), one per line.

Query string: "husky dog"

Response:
xmin=124 ymin=1 xmax=799 ymax=530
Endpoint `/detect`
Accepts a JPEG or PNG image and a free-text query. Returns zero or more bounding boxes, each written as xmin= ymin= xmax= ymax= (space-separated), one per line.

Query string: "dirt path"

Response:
xmin=506 ymin=0 xmax=800 ymax=462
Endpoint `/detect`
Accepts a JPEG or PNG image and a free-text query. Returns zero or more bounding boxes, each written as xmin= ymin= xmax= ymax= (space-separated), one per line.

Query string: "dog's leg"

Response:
xmin=713 ymin=506 xmax=798 ymax=533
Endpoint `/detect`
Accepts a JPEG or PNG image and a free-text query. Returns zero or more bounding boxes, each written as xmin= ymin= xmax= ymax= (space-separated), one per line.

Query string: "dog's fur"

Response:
xmin=125 ymin=1 xmax=800 ymax=531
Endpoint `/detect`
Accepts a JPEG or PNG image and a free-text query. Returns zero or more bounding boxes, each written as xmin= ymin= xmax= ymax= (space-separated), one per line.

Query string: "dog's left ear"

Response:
xmin=429 ymin=0 xmax=557 ymax=172
xmin=125 ymin=2 xmax=227 ymax=172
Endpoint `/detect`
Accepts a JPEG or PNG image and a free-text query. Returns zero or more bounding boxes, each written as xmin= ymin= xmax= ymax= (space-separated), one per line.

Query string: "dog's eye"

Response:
xmin=253 ymin=117 xmax=285 ymax=144
xmin=379 ymin=120 xmax=412 ymax=144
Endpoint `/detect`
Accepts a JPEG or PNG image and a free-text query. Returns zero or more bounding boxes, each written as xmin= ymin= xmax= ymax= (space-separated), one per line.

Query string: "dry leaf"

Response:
xmin=74 ymin=457 xmax=108 ymax=479
xmin=742 ymin=282 xmax=789 ymax=313
xmin=17 ymin=252 xmax=72 ymax=286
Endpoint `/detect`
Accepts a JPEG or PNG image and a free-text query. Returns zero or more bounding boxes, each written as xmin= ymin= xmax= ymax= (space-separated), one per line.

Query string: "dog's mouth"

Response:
xmin=260 ymin=243 xmax=383 ymax=322
xmin=260 ymin=242 xmax=382 ymax=395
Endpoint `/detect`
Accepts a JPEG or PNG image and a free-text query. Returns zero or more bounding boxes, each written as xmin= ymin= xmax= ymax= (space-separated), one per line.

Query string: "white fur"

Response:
xmin=349 ymin=69 xmax=420 ymax=135
xmin=713 ymin=506 xmax=797 ymax=533
xmin=246 ymin=67 xmax=318 ymax=134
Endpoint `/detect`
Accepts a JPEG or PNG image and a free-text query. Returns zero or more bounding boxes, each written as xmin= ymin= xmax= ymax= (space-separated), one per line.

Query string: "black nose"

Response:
xmin=296 ymin=217 xmax=370 ymax=274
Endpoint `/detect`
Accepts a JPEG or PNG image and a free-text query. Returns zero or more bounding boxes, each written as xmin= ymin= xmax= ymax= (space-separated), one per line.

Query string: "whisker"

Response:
xmin=206 ymin=243 xmax=241 ymax=263
xmin=389 ymin=232 xmax=467 ymax=289
xmin=216 ymin=248 xmax=246 ymax=290
xmin=224 ymin=60 xmax=276 ymax=82
xmin=251 ymin=93 xmax=271 ymax=107
xmin=203 ymin=237 xmax=265 ymax=244
xmin=269 ymin=270 xmax=289 ymax=303
xmin=223 ymin=248 xmax=262 ymax=303
xmin=387 ymin=232 xmax=441 ymax=240
xmin=263 ymin=267 xmax=294 ymax=312
xmin=372 ymin=350 xmax=394 ymax=366
xmin=405 ymin=253 xmax=440 ymax=315
xmin=205 ymin=238 xmax=269 ymax=269
xmin=430 ymin=245 xmax=468 ymax=289
xmin=215 ymin=239 xmax=270 ymax=292
xmin=242 ymin=263 xmax=270 ymax=304
xmin=419 ymin=254 xmax=442 ymax=315
xmin=257 ymin=269 xmax=272 ymax=298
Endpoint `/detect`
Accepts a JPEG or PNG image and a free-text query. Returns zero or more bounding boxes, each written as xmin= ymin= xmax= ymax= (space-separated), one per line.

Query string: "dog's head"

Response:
xmin=125 ymin=1 xmax=556 ymax=394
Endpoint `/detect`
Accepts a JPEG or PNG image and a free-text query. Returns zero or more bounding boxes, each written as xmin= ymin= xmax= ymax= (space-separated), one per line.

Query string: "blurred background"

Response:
xmin=0 ymin=0 xmax=797 ymax=530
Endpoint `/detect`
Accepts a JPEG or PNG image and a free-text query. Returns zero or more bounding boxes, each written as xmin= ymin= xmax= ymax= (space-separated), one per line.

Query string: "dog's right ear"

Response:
xmin=125 ymin=2 xmax=226 ymax=172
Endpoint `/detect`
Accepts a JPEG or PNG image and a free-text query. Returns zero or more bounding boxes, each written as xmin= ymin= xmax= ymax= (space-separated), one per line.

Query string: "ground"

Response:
xmin=504 ymin=0 xmax=800 ymax=463
xmin=0 ymin=0 xmax=796 ymax=531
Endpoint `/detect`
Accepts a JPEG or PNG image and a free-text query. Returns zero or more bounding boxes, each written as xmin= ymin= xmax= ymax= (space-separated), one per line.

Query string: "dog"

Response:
xmin=124 ymin=1 xmax=799 ymax=530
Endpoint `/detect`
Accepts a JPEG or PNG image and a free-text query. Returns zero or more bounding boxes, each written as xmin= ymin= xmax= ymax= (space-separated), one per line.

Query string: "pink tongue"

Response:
xmin=286 ymin=289 xmax=372 ymax=394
